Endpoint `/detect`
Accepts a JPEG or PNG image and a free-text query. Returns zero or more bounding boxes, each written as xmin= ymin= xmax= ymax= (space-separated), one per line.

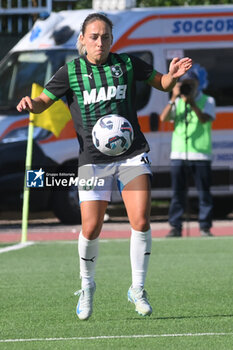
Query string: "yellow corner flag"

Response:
xmin=21 ymin=83 xmax=72 ymax=243
xmin=30 ymin=83 xmax=72 ymax=137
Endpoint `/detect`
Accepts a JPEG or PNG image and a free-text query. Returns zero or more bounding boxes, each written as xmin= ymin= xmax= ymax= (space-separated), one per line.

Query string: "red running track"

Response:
xmin=0 ymin=226 xmax=232 ymax=242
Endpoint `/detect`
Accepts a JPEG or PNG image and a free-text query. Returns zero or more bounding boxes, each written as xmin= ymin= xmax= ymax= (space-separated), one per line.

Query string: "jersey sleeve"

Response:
xmin=129 ymin=54 xmax=157 ymax=82
xmin=43 ymin=64 xmax=70 ymax=101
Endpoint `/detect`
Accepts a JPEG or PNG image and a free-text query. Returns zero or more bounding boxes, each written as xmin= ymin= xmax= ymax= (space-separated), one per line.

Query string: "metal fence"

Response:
xmin=0 ymin=0 xmax=52 ymax=33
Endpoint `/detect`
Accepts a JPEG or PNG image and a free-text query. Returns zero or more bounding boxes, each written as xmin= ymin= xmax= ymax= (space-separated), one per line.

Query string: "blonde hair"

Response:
xmin=76 ymin=33 xmax=86 ymax=55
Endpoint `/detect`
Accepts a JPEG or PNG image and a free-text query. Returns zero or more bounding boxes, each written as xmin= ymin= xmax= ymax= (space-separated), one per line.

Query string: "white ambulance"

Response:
xmin=0 ymin=5 xmax=233 ymax=223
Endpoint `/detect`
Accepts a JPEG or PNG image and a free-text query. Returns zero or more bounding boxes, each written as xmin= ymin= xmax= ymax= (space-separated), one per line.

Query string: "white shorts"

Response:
xmin=78 ymin=152 xmax=152 ymax=202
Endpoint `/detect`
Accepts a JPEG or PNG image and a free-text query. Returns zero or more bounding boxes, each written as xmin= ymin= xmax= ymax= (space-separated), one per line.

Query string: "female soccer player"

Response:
xmin=17 ymin=13 xmax=192 ymax=320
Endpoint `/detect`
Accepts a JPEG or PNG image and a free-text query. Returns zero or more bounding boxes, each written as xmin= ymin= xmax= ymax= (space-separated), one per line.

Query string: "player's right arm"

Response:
xmin=16 ymin=92 xmax=54 ymax=114
xmin=17 ymin=64 xmax=69 ymax=114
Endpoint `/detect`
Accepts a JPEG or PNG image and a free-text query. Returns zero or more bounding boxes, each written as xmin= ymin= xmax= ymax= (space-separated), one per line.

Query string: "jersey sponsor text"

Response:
xmin=83 ymin=85 xmax=127 ymax=105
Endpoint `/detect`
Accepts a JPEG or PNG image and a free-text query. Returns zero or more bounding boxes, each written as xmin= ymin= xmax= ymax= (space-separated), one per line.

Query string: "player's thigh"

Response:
xmin=122 ymin=174 xmax=151 ymax=231
xmin=80 ymin=200 xmax=108 ymax=240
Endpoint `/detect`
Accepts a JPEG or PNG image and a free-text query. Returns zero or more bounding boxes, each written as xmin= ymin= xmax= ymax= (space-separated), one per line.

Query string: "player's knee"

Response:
xmin=131 ymin=217 xmax=150 ymax=232
xmin=82 ymin=221 xmax=101 ymax=240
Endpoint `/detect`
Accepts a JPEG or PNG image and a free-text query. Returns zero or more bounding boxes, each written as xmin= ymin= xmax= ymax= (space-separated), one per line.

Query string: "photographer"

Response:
xmin=160 ymin=65 xmax=216 ymax=237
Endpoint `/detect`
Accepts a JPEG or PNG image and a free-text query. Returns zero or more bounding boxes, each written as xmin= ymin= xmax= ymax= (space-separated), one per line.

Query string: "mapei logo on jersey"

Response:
xmin=111 ymin=65 xmax=123 ymax=78
xmin=26 ymin=168 xmax=45 ymax=187
xmin=83 ymin=84 xmax=127 ymax=105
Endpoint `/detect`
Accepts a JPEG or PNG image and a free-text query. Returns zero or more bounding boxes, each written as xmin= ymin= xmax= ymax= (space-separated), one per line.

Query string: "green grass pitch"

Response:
xmin=0 ymin=237 xmax=233 ymax=349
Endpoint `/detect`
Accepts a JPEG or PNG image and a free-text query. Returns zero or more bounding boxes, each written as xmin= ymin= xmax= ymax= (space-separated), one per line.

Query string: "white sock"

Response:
xmin=78 ymin=231 xmax=99 ymax=289
xmin=130 ymin=227 xmax=152 ymax=289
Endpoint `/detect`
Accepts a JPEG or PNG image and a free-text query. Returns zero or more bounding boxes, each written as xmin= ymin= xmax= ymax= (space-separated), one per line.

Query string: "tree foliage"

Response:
xmin=75 ymin=0 xmax=92 ymax=9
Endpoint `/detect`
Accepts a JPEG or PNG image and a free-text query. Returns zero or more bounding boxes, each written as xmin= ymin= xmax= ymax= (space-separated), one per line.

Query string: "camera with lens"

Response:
xmin=180 ymin=82 xmax=193 ymax=96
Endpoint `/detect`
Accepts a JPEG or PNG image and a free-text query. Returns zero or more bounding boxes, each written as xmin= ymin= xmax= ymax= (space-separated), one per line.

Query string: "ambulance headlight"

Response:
xmin=0 ymin=127 xmax=50 ymax=143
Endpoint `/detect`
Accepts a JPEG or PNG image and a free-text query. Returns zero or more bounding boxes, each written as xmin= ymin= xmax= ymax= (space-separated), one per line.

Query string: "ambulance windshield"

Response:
xmin=0 ymin=50 xmax=77 ymax=113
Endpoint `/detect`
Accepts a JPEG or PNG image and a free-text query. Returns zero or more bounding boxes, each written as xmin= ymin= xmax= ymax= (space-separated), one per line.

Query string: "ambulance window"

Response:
xmin=166 ymin=48 xmax=233 ymax=107
xmin=183 ymin=48 xmax=233 ymax=107
xmin=0 ymin=50 xmax=77 ymax=110
xmin=128 ymin=51 xmax=153 ymax=111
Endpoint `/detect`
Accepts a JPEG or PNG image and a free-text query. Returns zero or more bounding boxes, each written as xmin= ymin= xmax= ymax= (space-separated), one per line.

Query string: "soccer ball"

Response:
xmin=92 ymin=115 xmax=134 ymax=156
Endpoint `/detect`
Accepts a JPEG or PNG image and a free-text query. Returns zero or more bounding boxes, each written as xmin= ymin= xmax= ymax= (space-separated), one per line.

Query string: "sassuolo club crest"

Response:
xmin=111 ymin=65 xmax=123 ymax=78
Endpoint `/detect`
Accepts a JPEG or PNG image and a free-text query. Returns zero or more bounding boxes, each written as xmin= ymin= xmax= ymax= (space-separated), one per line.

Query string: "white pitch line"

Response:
xmin=0 ymin=332 xmax=233 ymax=343
xmin=0 ymin=241 xmax=35 ymax=254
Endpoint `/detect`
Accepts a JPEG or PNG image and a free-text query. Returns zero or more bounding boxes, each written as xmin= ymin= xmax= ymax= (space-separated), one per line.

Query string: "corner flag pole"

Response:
xmin=21 ymin=114 xmax=34 ymax=243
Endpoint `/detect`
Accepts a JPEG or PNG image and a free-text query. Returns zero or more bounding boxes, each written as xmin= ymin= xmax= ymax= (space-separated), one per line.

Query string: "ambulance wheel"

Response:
xmin=52 ymin=185 xmax=81 ymax=224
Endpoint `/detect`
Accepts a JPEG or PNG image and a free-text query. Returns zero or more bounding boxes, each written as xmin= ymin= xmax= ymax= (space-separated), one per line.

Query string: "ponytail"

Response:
xmin=76 ymin=33 xmax=86 ymax=55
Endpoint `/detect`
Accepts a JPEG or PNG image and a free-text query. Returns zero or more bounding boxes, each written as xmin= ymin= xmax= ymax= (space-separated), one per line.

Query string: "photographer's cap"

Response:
xmin=179 ymin=70 xmax=199 ymax=82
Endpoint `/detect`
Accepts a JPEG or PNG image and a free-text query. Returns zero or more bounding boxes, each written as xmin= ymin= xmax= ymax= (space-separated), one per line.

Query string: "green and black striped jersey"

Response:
xmin=43 ymin=52 xmax=156 ymax=166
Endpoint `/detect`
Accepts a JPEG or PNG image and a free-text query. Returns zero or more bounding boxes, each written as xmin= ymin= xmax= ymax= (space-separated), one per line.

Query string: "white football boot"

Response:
xmin=128 ymin=286 xmax=152 ymax=316
xmin=75 ymin=282 xmax=96 ymax=320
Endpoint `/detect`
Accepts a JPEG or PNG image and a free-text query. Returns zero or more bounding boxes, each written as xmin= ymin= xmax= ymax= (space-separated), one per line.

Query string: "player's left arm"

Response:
xmin=148 ymin=57 xmax=193 ymax=92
